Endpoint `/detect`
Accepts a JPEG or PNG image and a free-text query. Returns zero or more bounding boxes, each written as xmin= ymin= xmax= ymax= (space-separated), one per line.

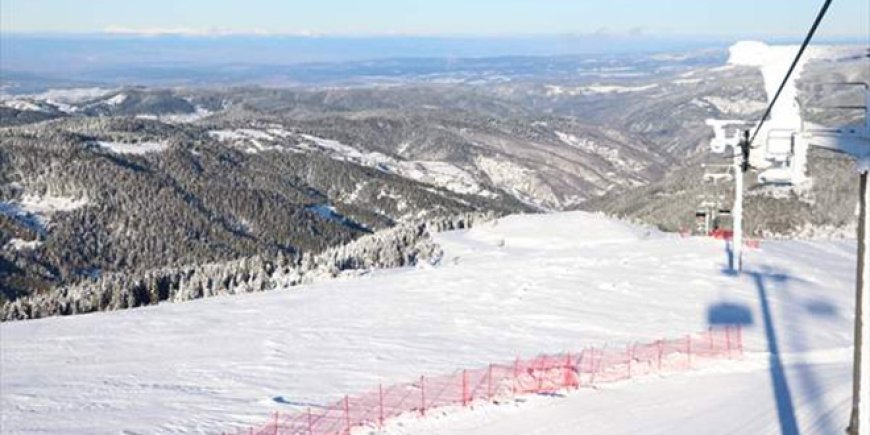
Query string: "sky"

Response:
xmin=1 ymin=0 xmax=868 ymax=39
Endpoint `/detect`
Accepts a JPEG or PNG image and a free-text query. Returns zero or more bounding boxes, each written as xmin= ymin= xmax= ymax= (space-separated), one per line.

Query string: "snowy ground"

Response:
xmin=94 ymin=140 xmax=170 ymax=155
xmin=0 ymin=212 xmax=857 ymax=434
xmin=0 ymin=193 xmax=89 ymax=234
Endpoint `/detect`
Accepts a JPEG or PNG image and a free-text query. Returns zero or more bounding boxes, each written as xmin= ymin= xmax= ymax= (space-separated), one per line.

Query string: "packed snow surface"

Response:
xmin=0 ymin=212 xmax=857 ymax=434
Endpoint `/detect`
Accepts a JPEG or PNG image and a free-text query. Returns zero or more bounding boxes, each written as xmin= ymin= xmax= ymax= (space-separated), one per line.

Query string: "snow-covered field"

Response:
xmin=0 ymin=212 xmax=857 ymax=434
xmin=545 ymin=84 xmax=658 ymax=96
xmin=94 ymin=140 xmax=170 ymax=155
xmin=0 ymin=193 xmax=89 ymax=233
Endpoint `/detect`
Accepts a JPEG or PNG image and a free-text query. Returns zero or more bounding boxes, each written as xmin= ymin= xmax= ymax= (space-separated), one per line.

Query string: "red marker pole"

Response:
xmin=726 ymin=326 xmax=733 ymax=359
xmin=657 ymin=340 xmax=663 ymax=371
xmin=513 ymin=357 xmax=519 ymax=393
xmin=462 ymin=369 xmax=469 ymax=406
xmin=487 ymin=363 xmax=493 ymax=399
xmin=420 ymin=376 xmax=426 ymax=416
xmin=708 ymin=326 xmax=714 ymax=353
xmin=686 ymin=334 xmax=692 ymax=369
xmin=378 ymin=383 xmax=384 ymax=427
xmin=344 ymin=395 xmax=350 ymax=435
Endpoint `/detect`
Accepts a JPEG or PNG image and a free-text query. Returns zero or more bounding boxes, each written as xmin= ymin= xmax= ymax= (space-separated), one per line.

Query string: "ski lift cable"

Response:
xmin=747 ymin=0 xmax=833 ymax=148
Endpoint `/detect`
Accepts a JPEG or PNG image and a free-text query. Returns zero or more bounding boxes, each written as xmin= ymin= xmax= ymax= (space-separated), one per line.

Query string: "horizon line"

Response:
xmin=0 ymin=29 xmax=866 ymax=42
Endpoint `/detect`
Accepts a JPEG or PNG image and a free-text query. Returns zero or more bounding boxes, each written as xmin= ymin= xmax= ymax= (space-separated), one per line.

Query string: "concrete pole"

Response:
xmin=847 ymin=170 xmax=870 ymax=435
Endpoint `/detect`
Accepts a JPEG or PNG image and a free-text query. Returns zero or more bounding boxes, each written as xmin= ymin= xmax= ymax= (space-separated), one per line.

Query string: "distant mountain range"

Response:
xmin=1 ymin=44 xmax=866 ymax=318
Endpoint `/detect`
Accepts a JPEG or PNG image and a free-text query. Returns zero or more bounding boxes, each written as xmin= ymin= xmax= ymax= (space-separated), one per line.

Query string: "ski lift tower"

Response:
xmin=708 ymin=83 xmax=869 ymax=433
xmin=706 ymin=119 xmax=750 ymax=271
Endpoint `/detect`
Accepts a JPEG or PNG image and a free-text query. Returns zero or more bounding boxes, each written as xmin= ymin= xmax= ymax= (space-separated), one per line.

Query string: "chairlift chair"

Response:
xmin=709 ymin=209 xmax=734 ymax=240
xmin=694 ymin=208 xmax=713 ymax=235
xmin=757 ymin=128 xmax=801 ymax=185
xmin=702 ymin=163 xmax=734 ymax=183
xmin=762 ymin=129 xmax=796 ymax=162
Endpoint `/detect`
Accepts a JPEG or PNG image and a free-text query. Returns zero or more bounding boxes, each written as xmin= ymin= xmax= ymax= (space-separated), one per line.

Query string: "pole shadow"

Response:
xmin=748 ymin=269 xmax=800 ymax=435
xmin=723 ymin=240 xmax=736 ymax=275
xmin=714 ymin=239 xmax=843 ymax=434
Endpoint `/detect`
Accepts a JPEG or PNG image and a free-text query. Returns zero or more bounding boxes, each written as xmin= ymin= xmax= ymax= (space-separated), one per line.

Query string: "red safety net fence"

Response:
xmin=228 ymin=325 xmax=743 ymax=435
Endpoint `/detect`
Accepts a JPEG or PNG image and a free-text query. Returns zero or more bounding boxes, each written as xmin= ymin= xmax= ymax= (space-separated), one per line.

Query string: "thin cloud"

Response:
xmin=102 ymin=25 xmax=316 ymax=37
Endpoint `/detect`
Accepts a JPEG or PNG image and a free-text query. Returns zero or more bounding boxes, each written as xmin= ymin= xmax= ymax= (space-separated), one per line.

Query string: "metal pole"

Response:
xmin=733 ymin=139 xmax=745 ymax=272
xmin=848 ymin=170 xmax=870 ymax=435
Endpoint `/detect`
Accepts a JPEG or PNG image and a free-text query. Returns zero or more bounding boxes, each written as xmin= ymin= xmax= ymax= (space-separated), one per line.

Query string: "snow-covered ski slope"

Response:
xmin=0 ymin=212 xmax=857 ymax=434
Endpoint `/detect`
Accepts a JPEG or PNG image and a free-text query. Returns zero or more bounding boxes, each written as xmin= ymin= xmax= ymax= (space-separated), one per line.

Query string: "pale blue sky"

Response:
xmin=1 ymin=0 xmax=868 ymax=38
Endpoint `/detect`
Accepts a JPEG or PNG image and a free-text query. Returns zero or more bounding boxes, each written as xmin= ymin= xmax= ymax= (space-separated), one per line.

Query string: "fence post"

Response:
xmin=273 ymin=411 xmax=279 ymax=435
xmin=727 ymin=325 xmax=734 ymax=358
xmin=708 ymin=326 xmax=714 ymax=353
xmin=487 ymin=363 xmax=493 ymax=399
xmin=462 ymin=369 xmax=469 ymax=406
xmin=689 ymin=334 xmax=694 ymax=367
xmin=657 ymin=340 xmax=663 ymax=371
xmin=420 ymin=376 xmax=426 ymax=416
xmin=632 ymin=343 xmax=638 ymax=373
xmin=563 ymin=353 xmax=574 ymax=388
xmin=513 ymin=357 xmax=519 ymax=393
xmin=344 ymin=395 xmax=351 ymax=435
xmin=589 ymin=347 xmax=597 ymax=385
xmin=378 ymin=383 xmax=384 ymax=427
xmin=307 ymin=407 xmax=313 ymax=435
